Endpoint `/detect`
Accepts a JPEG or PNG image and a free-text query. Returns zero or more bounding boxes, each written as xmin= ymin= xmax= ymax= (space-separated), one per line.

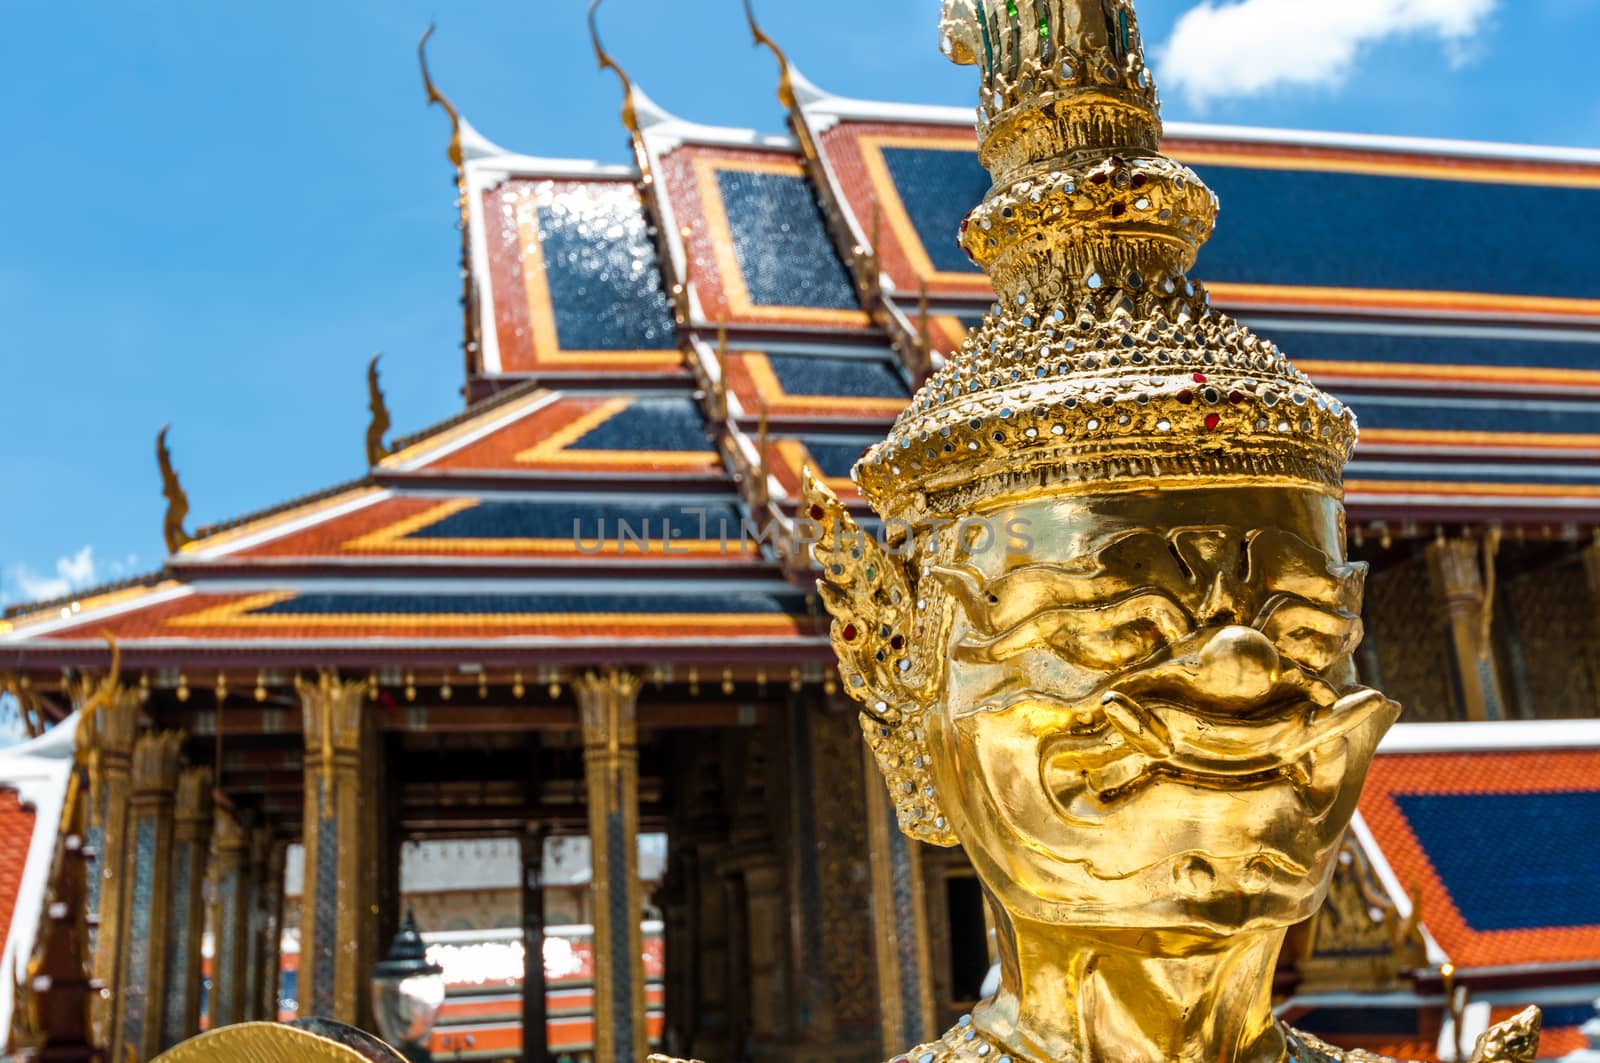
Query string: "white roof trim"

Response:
xmin=462 ymin=152 xmax=634 ymax=184
xmin=0 ymin=635 xmax=830 ymax=652
xmin=792 ymin=84 xmax=1600 ymax=166
xmin=464 ymin=161 xmax=505 ymax=375
xmin=1251 ymin=316 xmax=1600 ymax=346
xmin=0 ymin=713 xmax=79 ymax=1039
xmin=0 ymin=584 xmax=195 ymax=642
xmin=798 ymin=90 xmax=975 ymax=130
xmin=457 ymin=115 xmax=514 ymax=164
xmin=1379 ymin=719 xmax=1600 ymax=753
xmin=1349 ymin=809 xmax=1451 ymax=967
xmin=1164 ymin=122 xmax=1600 ymax=166
xmin=387 ymin=391 xmax=562 ymax=473
xmin=133 ymin=574 xmax=803 ymax=596
xmin=634 ymin=84 xmax=797 ymax=156
xmin=1346 ymin=491 xmax=1600 ymax=512
xmin=184 ymin=489 xmax=394 ymax=561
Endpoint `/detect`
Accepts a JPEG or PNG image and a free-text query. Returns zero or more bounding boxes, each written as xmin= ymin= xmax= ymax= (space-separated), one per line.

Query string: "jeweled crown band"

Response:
xmin=854 ymin=296 xmax=1358 ymax=520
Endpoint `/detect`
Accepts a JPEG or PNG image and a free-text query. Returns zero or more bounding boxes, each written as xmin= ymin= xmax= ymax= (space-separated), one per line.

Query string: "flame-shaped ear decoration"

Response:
xmin=802 ymin=467 xmax=958 ymax=846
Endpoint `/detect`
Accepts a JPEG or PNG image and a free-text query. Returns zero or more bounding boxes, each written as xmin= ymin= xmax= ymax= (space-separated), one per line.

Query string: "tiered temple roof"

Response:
xmin=2 ymin=24 xmax=1599 ymax=1058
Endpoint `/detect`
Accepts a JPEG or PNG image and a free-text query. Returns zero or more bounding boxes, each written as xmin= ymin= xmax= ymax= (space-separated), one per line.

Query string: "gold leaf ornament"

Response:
xmin=802 ymin=468 xmax=958 ymax=846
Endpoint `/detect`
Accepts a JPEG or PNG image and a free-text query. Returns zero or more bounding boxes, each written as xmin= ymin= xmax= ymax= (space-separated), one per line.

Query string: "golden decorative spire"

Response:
xmin=417 ymin=24 xmax=463 ymax=169
xmin=157 ymin=425 xmax=194 ymax=553
xmin=70 ymin=632 xmax=121 ymax=764
xmin=417 ymin=25 xmax=482 ymax=377
xmin=365 ymin=353 xmax=392 ymax=466
xmin=850 ymin=0 xmax=1357 ymax=520
xmin=587 ymin=0 xmax=640 ymax=138
xmin=742 ymin=0 xmax=797 ymax=110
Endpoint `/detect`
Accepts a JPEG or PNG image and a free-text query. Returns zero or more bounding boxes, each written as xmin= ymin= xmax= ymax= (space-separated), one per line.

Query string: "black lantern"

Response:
xmin=370 ymin=910 xmax=446 ymax=1062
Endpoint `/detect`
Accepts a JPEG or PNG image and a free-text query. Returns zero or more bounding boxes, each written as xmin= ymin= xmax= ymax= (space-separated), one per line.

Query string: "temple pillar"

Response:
xmin=660 ymin=845 xmax=690 ymax=1054
xmin=159 ymin=767 xmax=212 ymax=1048
xmin=83 ymin=679 xmax=143 ymax=1048
xmin=667 ymin=732 xmax=732 ymax=1063
xmin=521 ymin=827 xmax=550 ymax=1063
xmin=1427 ymin=537 xmax=1507 ymax=721
xmin=686 ymin=844 xmax=731 ymax=1062
xmin=721 ymin=725 xmax=792 ymax=1061
xmin=297 ymin=672 xmax=372 ymax=1025
xmin=782 ymin=699 xmax=881 ymax=1060
xmin=575 ymin=669 xmax=647 ymax=1063
xmin=117 ymin=731 xmax=184 ymax=1061
xmin=863 ymin=742 xmax=937 ymax=1055
xmin=208 ymin=809 xmax=250 ymax=1027
xmin=242 ymin=827 xmax=272 ymax=1021
xmin=253 ymin=838 xmax=288 ymax=1023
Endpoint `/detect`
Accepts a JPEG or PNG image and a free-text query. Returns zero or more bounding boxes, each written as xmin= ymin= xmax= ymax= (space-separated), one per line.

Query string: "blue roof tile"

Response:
xmin=716 ymin=169 xmax=859 ymax=310
xmin=1394 ymin=790 xmax=1600 ymax=932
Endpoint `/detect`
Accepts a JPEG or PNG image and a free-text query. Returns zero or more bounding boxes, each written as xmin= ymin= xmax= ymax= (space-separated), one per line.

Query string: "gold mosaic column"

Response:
xmin=1427 ymin=537 xmax=1506 ymax=720
xmin=297 ymin=672 xmax=371 ymax=1025
xmin=160 ymin=767 xmax=213 ymax=1048
xmin=576 ymin=669 xmax=647 ymax=1063
xmin=84 ymin=678 xmax=143 ymax=1047
xmin=208 ymin=809 xmax=250 ymax=1027
xmin=862 ymin=742 xmax=936 ymax=1054
xmin=118 ymin=731 xmax=184 ymax=1061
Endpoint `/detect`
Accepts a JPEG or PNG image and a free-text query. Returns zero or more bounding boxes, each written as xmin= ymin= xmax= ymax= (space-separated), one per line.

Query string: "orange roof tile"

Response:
xmin=0 ymin=788 xmax=37 ymax=961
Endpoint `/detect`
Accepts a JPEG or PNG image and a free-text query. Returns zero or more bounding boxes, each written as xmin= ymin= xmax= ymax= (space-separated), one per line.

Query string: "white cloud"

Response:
xmin=1158 ymin=0 xmax=1498 ymax=107
xmin=10 ymin=545 xmax=99 ymax=602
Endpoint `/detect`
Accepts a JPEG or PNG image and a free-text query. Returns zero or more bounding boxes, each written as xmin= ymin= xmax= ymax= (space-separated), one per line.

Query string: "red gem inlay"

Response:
xmin=1193 ymin=372 xmax=1208 ymax=383
xmin=1229 ymin=391 xmax=1244 ymax=405
xmin=1177 ymin=390 xmax=1194 ymax=405
xmin=809 ymin=504 xmax=825 ymax=521
xmin=1205 ymin=413 xmax=1221 ymax=431
xmin=842 ymin=623 xmax=858 ymax=641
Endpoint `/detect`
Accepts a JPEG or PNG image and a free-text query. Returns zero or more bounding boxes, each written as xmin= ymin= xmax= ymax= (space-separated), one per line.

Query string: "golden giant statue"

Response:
xmin=788 ymin=2 xmax=1544 ymax=1062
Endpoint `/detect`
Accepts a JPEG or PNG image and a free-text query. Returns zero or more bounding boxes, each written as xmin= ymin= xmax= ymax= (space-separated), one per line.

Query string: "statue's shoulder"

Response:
xmin=1284 ymin=1007 xmax=1542 ymax=1063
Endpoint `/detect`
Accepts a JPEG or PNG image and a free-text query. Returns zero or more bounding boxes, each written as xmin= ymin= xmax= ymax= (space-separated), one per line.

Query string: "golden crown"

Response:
xmin=852 ymin=0 xmax=1357 ymax=520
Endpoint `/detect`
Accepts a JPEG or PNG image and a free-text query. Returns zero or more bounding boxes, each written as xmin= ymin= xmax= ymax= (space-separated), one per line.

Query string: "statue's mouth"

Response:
xmin=1013 ymin=684 xmax=1395 ymax=824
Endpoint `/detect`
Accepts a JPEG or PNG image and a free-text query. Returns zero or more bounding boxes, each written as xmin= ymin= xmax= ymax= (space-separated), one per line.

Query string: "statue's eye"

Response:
xmin=1256 ymin=597 xmax=1361 ymax=674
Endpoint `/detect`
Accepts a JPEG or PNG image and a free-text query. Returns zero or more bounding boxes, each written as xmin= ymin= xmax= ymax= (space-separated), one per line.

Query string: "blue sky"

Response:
xmin=3 ymin=0 xmax=1598 ymax=608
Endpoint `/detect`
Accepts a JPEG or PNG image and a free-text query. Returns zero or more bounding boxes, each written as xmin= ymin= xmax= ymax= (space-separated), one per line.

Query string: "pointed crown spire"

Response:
xmin=849 ymin=0 xmax=1357 ymax=519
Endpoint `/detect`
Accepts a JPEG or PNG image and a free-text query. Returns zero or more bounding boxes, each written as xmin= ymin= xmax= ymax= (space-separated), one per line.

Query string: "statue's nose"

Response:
xmin=1106 ymin=624 xmax=1285 ymax=714
xmin=1190 ymin=625 xmax=1281 ymax=709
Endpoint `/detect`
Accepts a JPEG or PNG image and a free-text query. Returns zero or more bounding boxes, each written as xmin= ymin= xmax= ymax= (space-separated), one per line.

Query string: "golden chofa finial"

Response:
xmin=743 ymin=0 xmax=797 ymax=110
xmin=587 ymin=0 xmax=640 ymax=137
xmin=365 ymin=353 xmax=393 ymax=466
xmin=417 ymin=24 xmax=463 ymax=169
xmin=156 ymin=425 xmax=194 ymax=554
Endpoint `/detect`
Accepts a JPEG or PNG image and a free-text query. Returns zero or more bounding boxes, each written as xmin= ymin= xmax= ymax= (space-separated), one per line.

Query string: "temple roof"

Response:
xmin=5 ymin=59 xmax=1600 ymax=668
xmin=0 ymin=718 xmax=79 ymax=1038
xmin=1359 ymin=721 xmax=1600 ymax=977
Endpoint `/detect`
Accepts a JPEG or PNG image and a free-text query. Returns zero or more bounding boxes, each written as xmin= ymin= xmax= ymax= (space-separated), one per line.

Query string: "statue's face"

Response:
xmin=924 ymin=486 xmax=1397 ymax=936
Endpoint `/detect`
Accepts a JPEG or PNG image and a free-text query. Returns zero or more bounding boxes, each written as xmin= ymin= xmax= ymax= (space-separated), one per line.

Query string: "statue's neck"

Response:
xmin=975 ymin=917 xmax=1287 ymax=1063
